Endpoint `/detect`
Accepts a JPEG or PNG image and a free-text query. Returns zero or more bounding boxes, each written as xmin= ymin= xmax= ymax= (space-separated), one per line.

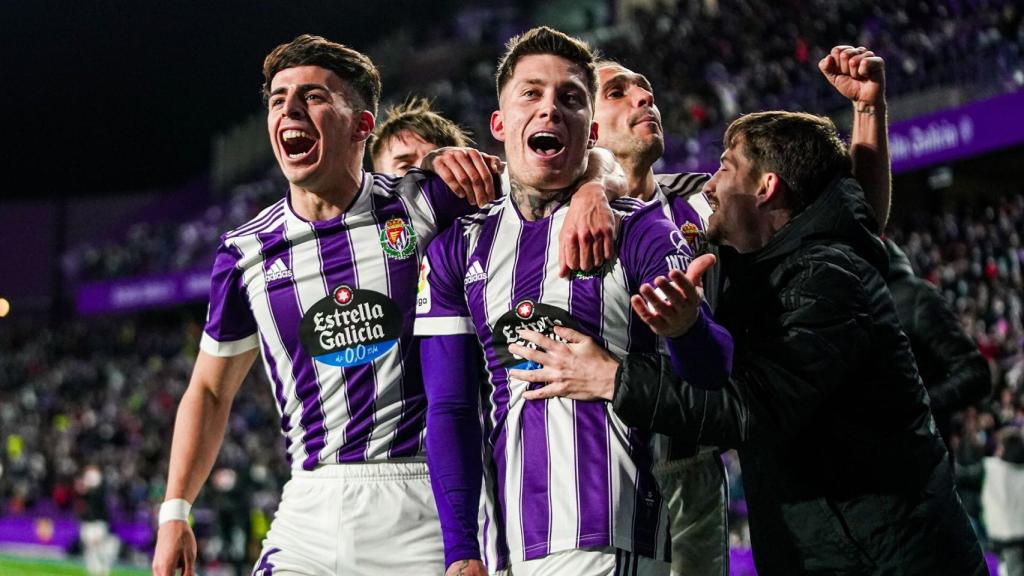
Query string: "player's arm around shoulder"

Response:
xmin=153 ymin=349 xmax=258 ymax=576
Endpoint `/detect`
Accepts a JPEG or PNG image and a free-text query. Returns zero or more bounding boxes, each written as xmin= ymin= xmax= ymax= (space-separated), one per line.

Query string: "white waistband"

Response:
xmin=291 ymin=459 xmax=429 ymax=481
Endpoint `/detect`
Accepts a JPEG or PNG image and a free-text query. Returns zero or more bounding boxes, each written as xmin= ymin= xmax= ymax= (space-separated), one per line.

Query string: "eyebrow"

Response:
xmin=601 ymin=73 xmax=653 ymax=92
xmin=268 ymin=83 xmax=331 ymax=97
xmin=390 ymin=152 xmax=417 ymax=163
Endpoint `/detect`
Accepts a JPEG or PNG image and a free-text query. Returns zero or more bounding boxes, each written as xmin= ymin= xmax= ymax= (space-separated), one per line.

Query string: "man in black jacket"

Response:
xmin=510 ymin=111 xmax=987 ymax=574
xmin=885 ymin=238 xmax=992 ymax=452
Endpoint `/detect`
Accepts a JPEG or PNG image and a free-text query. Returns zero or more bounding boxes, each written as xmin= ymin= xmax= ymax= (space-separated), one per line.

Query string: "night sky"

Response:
xmin=2 ymin=0 xmax=458 ymax=199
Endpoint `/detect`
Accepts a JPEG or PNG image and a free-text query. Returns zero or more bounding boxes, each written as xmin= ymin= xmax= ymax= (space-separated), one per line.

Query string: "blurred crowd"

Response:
xmin=62 ymin=172 xmax=284 ymax=283
xmin=598 ymin=0 xmax=1023 ymax=137
xmin=0 ymin=312 xmax=290 ymax=573
xmin=887 ymin=192 xmax=1024 ymax=544
xmin=61 ymin=0 xmax=1024 ymax=283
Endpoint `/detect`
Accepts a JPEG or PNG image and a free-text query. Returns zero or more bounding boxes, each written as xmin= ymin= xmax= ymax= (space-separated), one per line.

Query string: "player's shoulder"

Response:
xmin=619 ymin=195 xmax=670 ymax=227
xmin=369 ymin=169 xmax=428 ymax=199
xmin=655 ymin=172 xmax=710 ymax=199
xmin=453 ymin=194 xmax=504 ymax=230
xmin=222 ymin=196 xmax=288 ymax=243
xmin=609 ymin=196 xmax=649 ymax=224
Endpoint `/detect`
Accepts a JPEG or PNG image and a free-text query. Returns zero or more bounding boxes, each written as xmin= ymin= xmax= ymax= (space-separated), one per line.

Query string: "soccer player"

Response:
xmin=589 ymin=45 xmax=891 ymax=576
xmin=416 ymin=27 xmax=733 ymax=576
xmin=151 ymin=34 xmax=619 ymax=576
xmin=371 ymin=96 xmax=473 ymax=176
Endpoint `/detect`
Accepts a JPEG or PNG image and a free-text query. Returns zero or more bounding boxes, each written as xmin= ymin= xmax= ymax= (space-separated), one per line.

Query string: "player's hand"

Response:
xmin=511 ymin=326 xmax=620 ymax=401
xmin=631 ymin=254 xmax=715 ymax=337
xmin=561 ymin=181 xmax=618 ymax=277
xmin=152 ymin=521 xmax=197 ymax=576
xmin=422 ymin=147 xmax=505 ymax=207
xmin=445 ymin=559 xmax=489 ymax=576
xmin=819 ymin=45 xmax=886 ymax=108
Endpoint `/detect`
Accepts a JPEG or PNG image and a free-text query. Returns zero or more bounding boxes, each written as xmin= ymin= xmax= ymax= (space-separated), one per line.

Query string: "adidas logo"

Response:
xmin=264 ymin=259 xmax=293 ymax=282
xmin=464 ymin=260 xmax=487 ymax=285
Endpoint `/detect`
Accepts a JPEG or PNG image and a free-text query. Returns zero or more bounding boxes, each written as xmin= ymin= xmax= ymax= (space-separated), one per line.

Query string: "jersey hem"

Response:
xmin=199 ymin=331 xmax=259 ymax=357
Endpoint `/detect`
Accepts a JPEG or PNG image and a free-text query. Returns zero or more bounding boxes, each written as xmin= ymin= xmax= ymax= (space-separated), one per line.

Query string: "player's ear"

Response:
xmin=758 ymin=172 xmax=784 ymax=207
xmin=490 ymin=110 xmax=506 ymax=143
xmin=588 ymin=122 xmax=599 ymax=149
xmin=352 ymin=110 xmax=375 ymax=142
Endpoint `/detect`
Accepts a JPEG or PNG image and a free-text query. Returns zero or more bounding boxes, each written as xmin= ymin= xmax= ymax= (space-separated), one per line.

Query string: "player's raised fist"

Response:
xmin=819 ymin=45 xmax=886 ymax=108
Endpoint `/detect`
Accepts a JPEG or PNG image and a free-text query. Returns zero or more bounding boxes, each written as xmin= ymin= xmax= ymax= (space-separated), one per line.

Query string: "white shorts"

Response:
xmin=652 ymin=449 xmax=728 ymax=576
xmin=252 ymin=461 xmax=444 ymax=576
xmin=509 ymin=547 xmax=669 ymax=576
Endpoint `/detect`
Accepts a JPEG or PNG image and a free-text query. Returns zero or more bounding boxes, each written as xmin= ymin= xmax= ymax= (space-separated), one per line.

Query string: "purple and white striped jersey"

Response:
xmin=653 ymin=172 xmax=712 ymax=249
xmin=200 ymin=169 xmax=469 ymax=470
xmin=416 ymin=193 xmax=721 ymax=564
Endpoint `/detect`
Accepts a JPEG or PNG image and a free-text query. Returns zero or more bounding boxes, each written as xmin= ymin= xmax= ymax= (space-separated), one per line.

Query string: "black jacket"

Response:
xmin=884 ymin=238 xmax=991 ymax=441
xmin=614 ymin=177 xmax=986 ymax=574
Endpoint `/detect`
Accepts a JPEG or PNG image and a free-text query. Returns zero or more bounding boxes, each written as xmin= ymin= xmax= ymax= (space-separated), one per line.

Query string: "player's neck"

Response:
xmin=288 ymin=166 xmax=362 ymax=222
xmin=509 ymin=178 xmax=573 ymax=221
xmin=614 ymin=152 xmax=657 ymax=201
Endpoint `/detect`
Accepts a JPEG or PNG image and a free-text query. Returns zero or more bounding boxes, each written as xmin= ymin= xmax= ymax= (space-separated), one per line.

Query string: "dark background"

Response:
xmin=1 ymin=0 xmax=459 ymax=198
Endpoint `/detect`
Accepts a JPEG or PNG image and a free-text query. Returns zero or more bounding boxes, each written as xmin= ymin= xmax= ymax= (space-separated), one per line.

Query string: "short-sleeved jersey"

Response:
xmin=201 ymin=170 xmax=469 ymax=470
xmin=416 ymin=193 xmax=700 ymax=563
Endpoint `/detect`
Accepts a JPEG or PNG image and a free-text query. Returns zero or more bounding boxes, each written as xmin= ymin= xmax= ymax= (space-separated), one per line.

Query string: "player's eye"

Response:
xmin=306 ymin=92 xmax=327 ymax=103
xmin=269 ymin=96 xmax=285 ymax=109
xmin=605 ymin=89 xmax=624 ymax=99
xmin=563 ymin=91 xmax=582 ymax=105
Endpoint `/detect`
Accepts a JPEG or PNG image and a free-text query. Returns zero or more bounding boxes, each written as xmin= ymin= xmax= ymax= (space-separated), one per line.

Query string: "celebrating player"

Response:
xmin=371 ymin=96 xmax=474 ymax=176
xmin=152 ymin=34 xmax=620 ymax=576
xmin=416 ymin=27 xmax=733 ymax=576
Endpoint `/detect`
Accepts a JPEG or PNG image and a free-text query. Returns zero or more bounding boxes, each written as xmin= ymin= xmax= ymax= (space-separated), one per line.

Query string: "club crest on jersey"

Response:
xmin=672 ymin=221 xmax=707 ymax=254
xmin=300 ymin=286 xmax=403 ymax=368
xmin=379 ymin=218 xmax=418 ymax=260
xmin=493 ymin=300 xmax=584 ymax=374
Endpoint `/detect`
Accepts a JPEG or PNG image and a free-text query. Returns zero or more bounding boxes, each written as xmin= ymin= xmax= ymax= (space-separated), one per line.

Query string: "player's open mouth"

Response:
xmin=281 ymin=129 xmax=318 ymax=160
xmin=527 ymin=132 xmax=565 ymax=158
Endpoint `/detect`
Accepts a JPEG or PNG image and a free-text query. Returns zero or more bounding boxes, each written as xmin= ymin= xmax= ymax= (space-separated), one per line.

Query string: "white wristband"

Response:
xmin=159 ymin=499 xmax=192 ymax=525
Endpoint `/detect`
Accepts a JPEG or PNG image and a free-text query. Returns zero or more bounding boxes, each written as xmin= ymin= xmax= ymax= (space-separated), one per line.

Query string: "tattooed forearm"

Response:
xmin=510 ymin=179 xmax=574 ymax=220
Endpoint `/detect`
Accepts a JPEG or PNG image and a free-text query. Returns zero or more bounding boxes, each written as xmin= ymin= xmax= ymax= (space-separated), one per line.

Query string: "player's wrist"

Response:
xmin=158 ymin=498 xmax=192 ymax=525
xmin=853 ymin=100 xmax=886 ymax=115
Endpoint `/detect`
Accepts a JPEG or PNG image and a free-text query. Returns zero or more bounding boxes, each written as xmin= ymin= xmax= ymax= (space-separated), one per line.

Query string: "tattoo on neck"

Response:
xmin=510 ymin=179 xmax=574 ymax=220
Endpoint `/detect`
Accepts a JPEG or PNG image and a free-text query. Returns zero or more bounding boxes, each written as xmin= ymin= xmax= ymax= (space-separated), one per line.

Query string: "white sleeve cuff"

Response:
xmin=414 ymin=316 xmax=475 ymax=336
xmin=200 ymin=331 xmax=259 ymax=357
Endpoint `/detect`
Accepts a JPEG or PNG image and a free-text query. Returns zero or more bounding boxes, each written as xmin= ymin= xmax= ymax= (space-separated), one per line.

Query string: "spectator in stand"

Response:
xmin=982 ymin=427 xmax=1024 ymax=576
xmin=885 ymin=238 xmax=992 ymax=456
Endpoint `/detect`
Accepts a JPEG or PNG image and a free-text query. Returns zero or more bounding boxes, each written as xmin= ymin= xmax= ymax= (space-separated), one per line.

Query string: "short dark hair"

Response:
xmin=725 ymin=111 xmax=851 ymax=211
xmin=495 ymin=26 xmax=598 ymax=104
xmin=369 ymin=96 xmax=473 ymax=161
xmin=262 ymin=34 xmax=381 ymax=116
